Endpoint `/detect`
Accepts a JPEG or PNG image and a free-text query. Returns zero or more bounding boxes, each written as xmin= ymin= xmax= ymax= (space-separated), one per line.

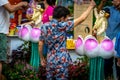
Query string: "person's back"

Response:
xmin=40 ymin=6 xmax=74 ymax=79
xmin=41 ymin=19 xmax=73 ymax=53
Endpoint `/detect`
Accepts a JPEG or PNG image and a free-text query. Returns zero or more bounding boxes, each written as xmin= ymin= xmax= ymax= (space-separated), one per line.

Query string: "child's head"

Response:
xmin=53 ymin=6 xmax=70 ymax=21
xmin=102 ymin=8 xmax=110 ymax=18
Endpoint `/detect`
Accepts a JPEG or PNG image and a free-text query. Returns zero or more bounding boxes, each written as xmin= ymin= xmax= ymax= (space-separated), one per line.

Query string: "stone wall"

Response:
xmin=74 ymin=3 xmax=93 ymax=39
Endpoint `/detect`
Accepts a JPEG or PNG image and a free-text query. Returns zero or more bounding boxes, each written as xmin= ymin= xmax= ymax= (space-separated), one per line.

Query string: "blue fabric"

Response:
xmin=40 ymin=19 xmax=73 ymax=79
xmin=43 ymin=44 xmax=48 ymax=56
xmin=104 ymin=6 xmax=120 ymax=40
xmin=115 ymin=32 xmax=120 ymax=58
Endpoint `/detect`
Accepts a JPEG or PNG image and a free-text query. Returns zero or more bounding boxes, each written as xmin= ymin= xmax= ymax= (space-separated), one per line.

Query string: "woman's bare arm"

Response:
xmin=74 ymin=0 xmax=96 ymax=27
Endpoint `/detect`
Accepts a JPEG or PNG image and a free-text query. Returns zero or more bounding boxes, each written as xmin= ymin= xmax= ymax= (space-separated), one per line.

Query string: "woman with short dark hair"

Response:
xmin=39 ymin=0 xmax=96 ymax=79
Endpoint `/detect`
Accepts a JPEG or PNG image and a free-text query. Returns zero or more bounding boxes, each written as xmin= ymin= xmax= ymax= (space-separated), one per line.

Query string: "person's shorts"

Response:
xmin=0 ymin=33 xmax=7 ymax=62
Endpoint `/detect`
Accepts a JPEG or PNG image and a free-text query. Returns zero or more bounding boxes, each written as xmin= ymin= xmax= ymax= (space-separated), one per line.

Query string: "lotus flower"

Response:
xmin=30 ymin=27 xmax=41 ymax=42
xmin=75 ymin=35 xmax=84 ymax=56
xmin=84 ymin=35 xmax=99 ymax=58
xmin=99 ymin=38 xmax=114 ymax=59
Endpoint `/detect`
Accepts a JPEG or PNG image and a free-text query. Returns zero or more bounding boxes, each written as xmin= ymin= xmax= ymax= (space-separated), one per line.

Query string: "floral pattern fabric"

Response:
xmin=40 ymin=19 xmax=74 ymax=79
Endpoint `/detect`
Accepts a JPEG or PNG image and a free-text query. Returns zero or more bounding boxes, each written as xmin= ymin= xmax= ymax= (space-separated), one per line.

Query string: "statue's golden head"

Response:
xmin=100 ymin=8 xmax=110 ymax=18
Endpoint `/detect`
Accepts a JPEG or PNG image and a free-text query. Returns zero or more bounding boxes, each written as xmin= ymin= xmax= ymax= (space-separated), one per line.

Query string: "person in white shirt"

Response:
xmin=0 ymin=0 xmax=28 ymax=79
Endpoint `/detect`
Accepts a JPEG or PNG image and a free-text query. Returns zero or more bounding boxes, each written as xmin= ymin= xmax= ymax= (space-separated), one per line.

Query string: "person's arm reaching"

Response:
xmin=94 ymin=7 xmax=99 ymax=19
xmin=3 ymin=1 xmax=28 ymax=13
xmin=74 ymin=0 xmax=96 ymax=27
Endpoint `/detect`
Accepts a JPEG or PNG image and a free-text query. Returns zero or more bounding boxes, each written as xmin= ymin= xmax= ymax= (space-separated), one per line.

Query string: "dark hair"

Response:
xmin=46 ymin=0 xmax=56 ymax=6
xmin=53 ymin=6 xmax=70 ymax=19
xmin=22 ymin=0 xmax=30 ymax=3
xmin=102 ymin=8 xmax=110 ymax=14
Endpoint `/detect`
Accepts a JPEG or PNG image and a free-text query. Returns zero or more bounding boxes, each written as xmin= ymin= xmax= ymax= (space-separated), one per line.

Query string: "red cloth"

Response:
xmin=9 ymin=0 xmax=22 ymax=25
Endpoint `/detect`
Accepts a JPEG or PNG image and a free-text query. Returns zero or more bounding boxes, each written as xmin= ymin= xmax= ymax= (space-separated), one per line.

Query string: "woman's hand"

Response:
xmin=19 ymin=2 xmax=28 ymax=7
xmin=26 ymin=13 xmax=33 ymax=20
xmin=89 ymin=0 xmax=96 ymax=8
xmin=40 ymin=56 xmax=46 ymax=67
